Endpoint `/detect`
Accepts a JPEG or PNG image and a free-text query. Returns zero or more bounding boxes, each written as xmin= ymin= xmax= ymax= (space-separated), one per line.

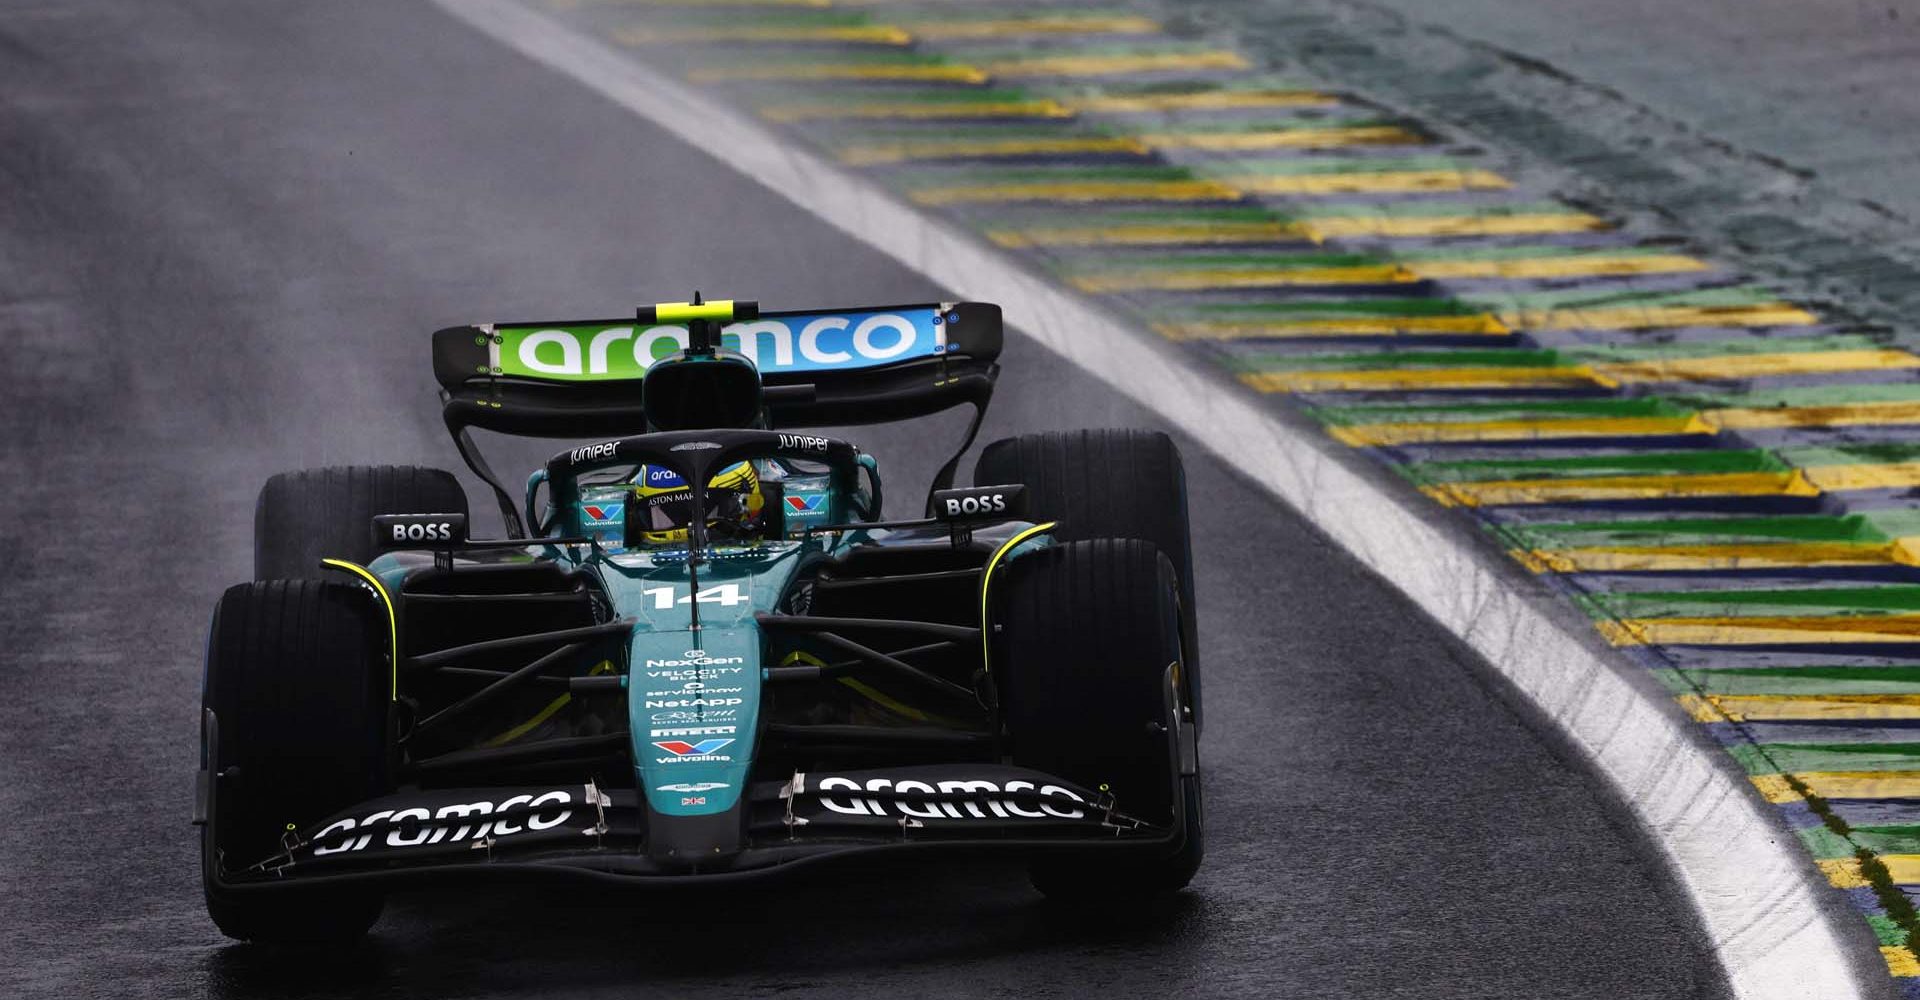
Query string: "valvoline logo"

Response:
xmin=785 ymin=494 xmax=825 ymax=514
xmin=654 ymin=738 xmax=734 ymax=757
xmin=582 ymin=503 xmax=624 ymax=523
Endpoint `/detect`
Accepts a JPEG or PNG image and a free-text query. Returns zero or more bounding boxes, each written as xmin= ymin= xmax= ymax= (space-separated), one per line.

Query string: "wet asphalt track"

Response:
xmin=0 ymin=3 xmax=1729 ymax=997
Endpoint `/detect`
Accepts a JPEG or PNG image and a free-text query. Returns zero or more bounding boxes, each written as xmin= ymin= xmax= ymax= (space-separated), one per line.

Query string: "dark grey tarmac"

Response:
xmin=0 ymin=2 xmax=1730 ymax=997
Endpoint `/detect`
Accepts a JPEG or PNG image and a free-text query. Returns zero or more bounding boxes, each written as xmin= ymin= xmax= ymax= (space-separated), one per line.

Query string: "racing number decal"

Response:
xmin=641 ymin=583 xmax=752 ymax=611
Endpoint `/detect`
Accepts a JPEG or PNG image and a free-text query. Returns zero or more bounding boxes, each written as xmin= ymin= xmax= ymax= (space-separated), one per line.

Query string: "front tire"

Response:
xmin=999 ymin=538 xmax=1203 ymax=899
xmin=975 ymin=429 xmax=1200 ymax=729
xmin=254 ymin=464 xmax=468 ymax=580
xmin=202 ymin=580 xmax=390 ymax=944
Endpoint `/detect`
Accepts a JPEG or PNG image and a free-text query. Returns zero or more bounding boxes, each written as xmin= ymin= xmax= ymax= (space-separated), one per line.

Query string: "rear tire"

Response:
xmin=1000 ymin=538 xmax=1202 ymax=899
xmin=975 ymin=429 xmax=1200 ymax=728
xmin=254 ymin=465 xmax=468 ymax=580
xmin=202 ymin=580 xmax=390 ymax=944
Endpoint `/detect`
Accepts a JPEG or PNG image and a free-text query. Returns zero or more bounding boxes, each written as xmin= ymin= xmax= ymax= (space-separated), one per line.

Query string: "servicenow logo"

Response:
xmin=496 ymin=308 xmax=943 ymax=380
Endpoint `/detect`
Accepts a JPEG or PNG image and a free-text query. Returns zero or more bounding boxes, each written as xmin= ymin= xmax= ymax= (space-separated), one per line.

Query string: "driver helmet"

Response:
xmin=630 ymin=460 xmax=766 ymax=545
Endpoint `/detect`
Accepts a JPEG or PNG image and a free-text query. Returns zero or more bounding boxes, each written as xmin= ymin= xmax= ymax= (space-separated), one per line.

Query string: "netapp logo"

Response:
xmin=814 ymin=776 xmax=1086 ymax=820
xmin=311 ymin=790 xmax=573 ymax=854
xmin=644 ymin=697 xmax=744 ymax=709
xmin=778 ymin=434 xmax=830 ymax=453
xmin=570 ymin=441 xmax=619 ymax=464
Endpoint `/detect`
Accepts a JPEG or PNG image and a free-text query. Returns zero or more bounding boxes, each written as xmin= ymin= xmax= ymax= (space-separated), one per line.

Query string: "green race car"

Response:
xmin=196 ymin=296 xmax=1203 ymax=943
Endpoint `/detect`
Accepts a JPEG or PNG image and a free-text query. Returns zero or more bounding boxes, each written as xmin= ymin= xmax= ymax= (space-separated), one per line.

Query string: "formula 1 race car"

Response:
xmin=196 ymin=296 xmax=1202 ymax=943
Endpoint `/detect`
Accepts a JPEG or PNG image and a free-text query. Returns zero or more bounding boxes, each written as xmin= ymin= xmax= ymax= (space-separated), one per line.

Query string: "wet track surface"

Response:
xmin=0 ymin=3 xmax=1726 ymax=997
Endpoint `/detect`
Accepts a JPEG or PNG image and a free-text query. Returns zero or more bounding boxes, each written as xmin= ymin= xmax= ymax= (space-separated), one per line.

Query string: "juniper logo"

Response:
xmin=494 ymin=308 xmax=943 ymax=380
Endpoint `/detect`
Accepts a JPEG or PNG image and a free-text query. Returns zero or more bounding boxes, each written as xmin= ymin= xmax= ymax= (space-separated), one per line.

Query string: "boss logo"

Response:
xmin=931 ymin=484 xmax=1026 ymax=523
xmin=372 ymin=513 xmax=468 ymax=550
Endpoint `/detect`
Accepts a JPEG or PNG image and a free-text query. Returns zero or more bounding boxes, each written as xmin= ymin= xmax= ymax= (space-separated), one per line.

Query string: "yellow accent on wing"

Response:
xmin=978 ymin=522 xmax=1058 ymax=674
xmin=321 ymin=558 xmax=399 ymax=701
xmin=780 ymin=650 xmax=963 ymax=726
xmin=482 ymin=659 xmax=616 ymax=748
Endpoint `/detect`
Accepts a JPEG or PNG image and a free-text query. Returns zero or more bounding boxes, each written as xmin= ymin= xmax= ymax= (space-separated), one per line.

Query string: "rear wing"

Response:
xmin=432 ymin=301 xmax=1001 ymax=438
xmin=430 ymin=300 xmax=1002 ymax=536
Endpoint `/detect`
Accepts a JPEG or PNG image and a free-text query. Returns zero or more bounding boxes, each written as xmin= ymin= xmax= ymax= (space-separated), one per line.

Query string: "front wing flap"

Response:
xmin=211 ymin=765 xmax=1170 ymax=889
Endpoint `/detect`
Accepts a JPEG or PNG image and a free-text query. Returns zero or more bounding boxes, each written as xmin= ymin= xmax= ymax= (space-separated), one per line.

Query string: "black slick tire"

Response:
xmin=999 ymin=538 xmax=1202 ymax=899
xmin=974 ymin=429 xmax=1200 ymax=728
xmin=201 ymin=580 xmax=390 ymax=944
xmin=254 ymin=465 xmax=468 ymax=580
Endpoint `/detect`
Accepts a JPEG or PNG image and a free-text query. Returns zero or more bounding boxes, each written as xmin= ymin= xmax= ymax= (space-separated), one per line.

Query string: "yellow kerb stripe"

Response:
xmin=1593 ymin=348 xmax=1920 ymax=384
xmin=1597 ymin=614 xmax=1920 ymax=647
xmin=1708 ymin=401 xmax=1920 ymax=430
xmin=1082 ymin=256 xmax=1703 ymax=292
xmin=1070 ymin=265 xmax=1418 ymax=292
xmin=984 ymin=214 xmax=1606 ymax=247
xmin=983 ymin=51 xmax=1248 ymax=77
xmin=907 ymin=16 xmax=1162 ymax=40
xmin=1884 ymin=947 xmax=1920 ymax=978
xmin=1154 ymin=314 xmax=1508 ymax=341
xmin=1502 ymin=303 xmax=1820 ymax=331
xmin=691 ymin=63 xmax=988 ymax=83
xmin=1336 ymin=399 xmax=1920 ymax=443
xmin=1243 ymin=365 xmax=1605 ymax=393
xmin=840 ymin=129 xmax=1425 ymax=163
xmin=1307 ymin=213 xmax=1607 ymax=239
xmin=1329 ymin=413 xmax=1713 ymax=447
xmin=760 ymin=100 xmax=1074 ymax=122
xmin=913 ymin=169 xmax=1509 ymax=204
xmin=1067 ymin=90 xmax=1339 ymax=112
xmin=987 ymin=221 xmax=1310 ymax=248
xmin=1419 ymin=469 xmax=1819 ymax=508
xmin=839 ymin=136 xmax=1148 ymax=165
xmin=909 ymin=179 xmax=1241 ymax=204
xmin=1805 ymin=462 xmax=1920 ymax=493
xmin=613 ymin=24 xmax=912 ymax=44
xmin=1234 ymin=169 xmax=1510 ymax=196
xmin=1137 ymin=126 xmax=1425 ymax=150
xmin=1409 ymin=253 xmax=1706 ymax=280
xmin=1746 ymin=776 xmax=1805 ymax=807
xmin=1757 ymin=773 xmax=1920 ymax=804
xmin=1511 ymin=540 xmax=1920 ymax=574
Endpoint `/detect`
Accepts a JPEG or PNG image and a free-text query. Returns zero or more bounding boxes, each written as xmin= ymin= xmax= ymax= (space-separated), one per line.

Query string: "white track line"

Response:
xmin=433 ymin=1 xmax=1867 ymax=995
